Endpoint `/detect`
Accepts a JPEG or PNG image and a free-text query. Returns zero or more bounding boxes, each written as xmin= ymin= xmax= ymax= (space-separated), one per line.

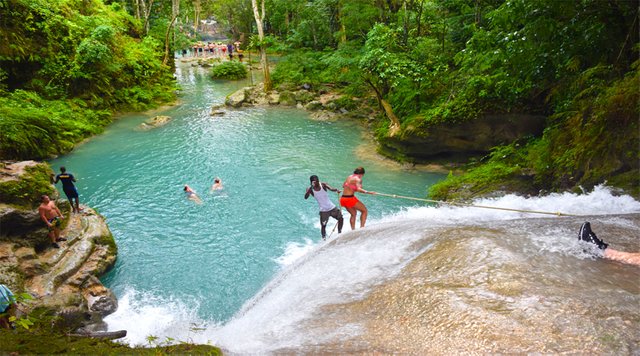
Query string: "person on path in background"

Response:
xmin=340 ymin=167 xmax=376 ymax=230
xmin=38 ymin=195 xmax=66 ymax=248
xmin=227 ymin=43 xmax=234 ymax=61
xmin=578 ymin=222 xmax=640 ymax=266
xmin=54 ymin=166 xmax=81 ymax=213
xmin=221 ymin=44 xmax=227 ymax=59
xmin=234 ymin=41 xmax=244 ymax=62
xmin=184 ymin=185 xmax=203 ymax=204
xmin=0 ymin=284 xmax=15 ymax=329
xmin=237 ymin=48 xmax=244 ymax=62
xmin=210 ymin=177 xmax=223 ymax=191
xmin=305 ymin=175 xmax=343 ymax=240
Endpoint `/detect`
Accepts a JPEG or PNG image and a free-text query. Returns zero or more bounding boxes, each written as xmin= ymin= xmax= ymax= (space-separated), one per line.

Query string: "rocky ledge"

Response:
xmin=0 ymin=161 xmax=118 ymax=332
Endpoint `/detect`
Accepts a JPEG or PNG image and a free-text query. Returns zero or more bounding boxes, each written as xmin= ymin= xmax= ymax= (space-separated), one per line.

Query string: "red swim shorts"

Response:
xmin=340 ymin=195 xmax=359 ymax=208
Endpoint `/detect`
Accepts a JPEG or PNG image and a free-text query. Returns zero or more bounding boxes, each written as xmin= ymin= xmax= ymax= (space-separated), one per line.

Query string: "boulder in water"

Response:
xmin=226 ymin=87 xmax=250 ymax=107
xmin=305 ymin=100 xmax=323 ymax=111
xmin=137 ymin=115 xmax=172 ymax=130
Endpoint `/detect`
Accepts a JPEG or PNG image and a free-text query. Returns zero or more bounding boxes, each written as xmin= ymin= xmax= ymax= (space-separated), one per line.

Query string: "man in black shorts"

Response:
xmin=304 ymin=175 xmax=344 ymax=240
xmin=54 ymin=166 xmax=81 ymax=213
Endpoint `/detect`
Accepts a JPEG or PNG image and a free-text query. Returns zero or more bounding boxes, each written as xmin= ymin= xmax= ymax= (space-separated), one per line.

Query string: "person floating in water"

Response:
xmin=184 ymin=185 xmax=203 ymax=204
xmin=54 ymin=166 xmax=82 ymax=213
xmin=578 ymin=221 xmax=640 ymax=266
xmin=305 ymin=175 xmax=343 ymax=240
xmin=340 ymin=167 xmax=376 ymax=230
xmin=38 ymin=195 xmax=66 ymax=248
xmin=210 ymin=177 xmax=223 ymax=191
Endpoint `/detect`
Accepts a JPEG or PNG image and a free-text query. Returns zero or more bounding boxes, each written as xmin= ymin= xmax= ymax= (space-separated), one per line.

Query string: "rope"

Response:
xmin=373 ymin=192 xmax=577 ymax=217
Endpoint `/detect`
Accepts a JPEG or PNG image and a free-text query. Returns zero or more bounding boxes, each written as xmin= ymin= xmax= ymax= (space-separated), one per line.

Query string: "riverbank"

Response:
xmin=0 ymin=161 xmax=117 ymax=334
xmin=0 ymin=327 xmax=222 ymax=354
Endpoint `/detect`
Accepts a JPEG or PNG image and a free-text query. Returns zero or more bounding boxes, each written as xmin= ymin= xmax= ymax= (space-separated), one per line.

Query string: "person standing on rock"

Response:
xmin=227 ymin=43 xmax=234 ymax=61
xmin=54 ymin=166 xmax=81 ymax=213
xmin=38 ymin=195 xmax=66 ymax=248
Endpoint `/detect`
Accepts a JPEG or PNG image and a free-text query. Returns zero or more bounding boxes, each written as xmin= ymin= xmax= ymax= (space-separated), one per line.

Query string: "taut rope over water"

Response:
xmin=374 ymin=192 xmax=577 ymax=217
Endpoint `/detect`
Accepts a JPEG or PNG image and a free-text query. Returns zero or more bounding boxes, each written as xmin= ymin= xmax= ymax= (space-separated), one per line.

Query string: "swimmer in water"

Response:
xmin=184 ymin=185 xmax=203 ymax=204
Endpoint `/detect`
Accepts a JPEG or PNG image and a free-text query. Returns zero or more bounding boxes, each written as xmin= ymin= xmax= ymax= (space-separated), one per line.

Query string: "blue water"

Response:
xmin=50 ymin=63 xmax=445 ymax=323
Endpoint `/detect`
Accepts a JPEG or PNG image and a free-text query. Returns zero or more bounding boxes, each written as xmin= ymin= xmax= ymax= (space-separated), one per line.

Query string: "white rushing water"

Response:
xmin=105 ymin=185 xmax=640 ymax=353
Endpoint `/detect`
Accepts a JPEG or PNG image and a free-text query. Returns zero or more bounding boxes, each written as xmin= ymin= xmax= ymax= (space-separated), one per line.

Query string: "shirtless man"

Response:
xmin=38 ymin=195 xmax=66 ymax=248
xmin=340 ymin=167 xmax=376 ymax=230
xmin=210 ymin=177 xmax=223 ymax=191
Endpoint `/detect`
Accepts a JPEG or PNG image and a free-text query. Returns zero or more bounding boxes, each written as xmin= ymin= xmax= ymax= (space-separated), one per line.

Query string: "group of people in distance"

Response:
xmin=305 ymin=166 xmax=376 ymax=240
xmin=185 ymin=41 xmax=244 ymax=62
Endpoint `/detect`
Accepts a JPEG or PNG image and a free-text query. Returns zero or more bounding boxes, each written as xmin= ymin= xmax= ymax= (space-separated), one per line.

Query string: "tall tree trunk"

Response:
xmin=364 ymin=77 xmax=401 ymax=136
xmin=163 ymin=15 xmax=178 ymax=66
xmin=172 ymin=0 xmax=179 ymax=48
xmin=415 ymin=0 xmax=424 ymax=36
xmin=135 ymin=0 xmax=141 ymax=19
xmin=140 ymin=0 xmax=154 ymax=35
xmin=402 ymin=0 xmax=408 ymax=45
xmin=193 ymin=0 xmax=201 ymax=34
xmin=251 ymin=0 xmax=272 ymax=92
xmin=338 ymin=2 xmax=347 ymax=44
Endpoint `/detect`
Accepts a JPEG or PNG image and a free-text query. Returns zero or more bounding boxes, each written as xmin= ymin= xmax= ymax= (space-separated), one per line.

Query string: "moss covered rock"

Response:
xmin=0 ymin=161 xmax=56 ymax=208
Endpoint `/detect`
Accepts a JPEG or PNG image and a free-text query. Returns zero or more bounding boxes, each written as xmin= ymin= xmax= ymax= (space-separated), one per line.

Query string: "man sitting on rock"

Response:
xmin=38 ymin=195 xmax=67 ymax=248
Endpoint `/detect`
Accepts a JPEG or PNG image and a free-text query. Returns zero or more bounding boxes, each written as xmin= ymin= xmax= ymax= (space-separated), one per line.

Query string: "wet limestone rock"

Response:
xmin=0 ymin=162 xmax=118 ymax=331
xmin=10 ymin=208 xmax=116 ymax=328
xmin=278 ymin=90 xmax=296 ymax=106
xmin=379 ymin=114 xmax=547 ymax=162
xmin=304 ymin=100 xmax=323 ymax=111
xmin=137 ymin=115 xmax=172 ymax=130
xmin=0 ymin=160 xmax=56 ymax=208
xmin=226 ymin=87 xmax=250 ymax=107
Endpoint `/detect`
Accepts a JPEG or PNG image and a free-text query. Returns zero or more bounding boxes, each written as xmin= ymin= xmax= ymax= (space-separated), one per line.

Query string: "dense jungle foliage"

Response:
xmin=210 ymin=61 xmax=248 ymax=80
xmin=0 ymin=0 xmax=178 ymax=159
xmin=1 ymin=0 xmax=638 ymax=197
xmin=209 ymin=0 xmax=639 ymax=197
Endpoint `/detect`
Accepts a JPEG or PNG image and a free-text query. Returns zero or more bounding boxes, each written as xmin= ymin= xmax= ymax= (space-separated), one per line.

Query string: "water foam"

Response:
xmin=376 ymin=184 xmax=640 ymax=225
xmin=274 ymin=238 xmax=317 ymax=267
xmin=104 ymin=287 xmax=210 ymax=347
